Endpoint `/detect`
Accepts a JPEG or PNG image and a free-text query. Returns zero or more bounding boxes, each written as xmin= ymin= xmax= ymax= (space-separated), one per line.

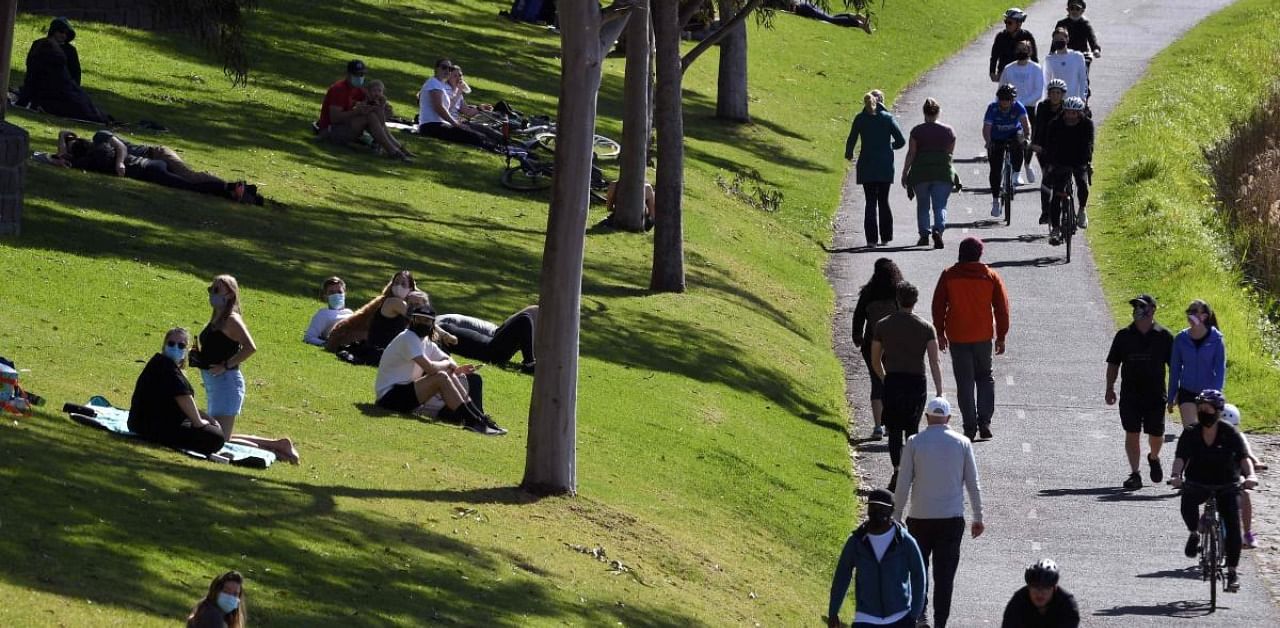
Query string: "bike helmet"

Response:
xmin=1004 ymin=8 xmax=1028 ymax=21
xmin=1068 ymin=1 xmax=1087 ymax=10
xmin=1046 ymin=78 xmax=1068 ymax=93
xmin=996 ymin=83 xmax=1018 ymax=100
xmin=1025 ymin=559 xmax=1060 ymax=586
xmin=1063 ymin=96 xmax=1086 ymax=111
xmin=1221 ymin=403 xmax=1241 ymax=426
xmin=1195 ymin=389 xmax=1226 ymax=412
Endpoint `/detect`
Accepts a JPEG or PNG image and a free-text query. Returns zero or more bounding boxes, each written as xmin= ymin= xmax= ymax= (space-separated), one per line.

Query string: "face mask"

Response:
xmin=868 ymin=507 xmax=892 ymax=526
xmin=163 ymin=345 xmax=186 ymax=363
xmin=411 ymin=323 xmax=435 ymax=337
xmin=1016 ymin=51 xmax=1031 ymax=60
xmin=1051 ymin=40 xmax=1067 ymax=51
xmin=1132 ymin=307 xmax=1148 ymax=323
xmin=216 ymin=592 xmax=239 ymax=614
xmin=327 ymin=293 xmax=346 ymax=310
xmin=1197 ymin=411 xmax=1219 ymax=427
xmin=209 ymin=293 xmax=227 ymax=308
xmin=350 ymin=75 xmax=366 ymax=87
xmin=392 ymin=285 xmax=409 ymax=299
xmin=1187 ymin=313 xmax=1203 ymax=328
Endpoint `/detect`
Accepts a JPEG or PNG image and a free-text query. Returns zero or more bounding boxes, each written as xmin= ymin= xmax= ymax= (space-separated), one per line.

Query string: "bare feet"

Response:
xmin=274 ymin=438 xmax=300 ymax=464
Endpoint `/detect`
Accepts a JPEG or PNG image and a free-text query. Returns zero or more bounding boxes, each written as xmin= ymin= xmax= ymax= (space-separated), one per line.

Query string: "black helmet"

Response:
xmin=1004 ymin=8 xmax=1028 ymax=21
xmin=1195 ymin=389 xmax=1226 ymax=412
xmin=996 ymin=83 xmax=1018 ymax=100
xmin=1025 ymin=559 xmax=1060 ymax=586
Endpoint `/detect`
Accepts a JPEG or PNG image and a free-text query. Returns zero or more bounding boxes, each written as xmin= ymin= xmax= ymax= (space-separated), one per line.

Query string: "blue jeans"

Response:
xmin=949 ymin=341 xmax=994 ymax=432
xmin=914 ymin=181 xmax=950 ymax=235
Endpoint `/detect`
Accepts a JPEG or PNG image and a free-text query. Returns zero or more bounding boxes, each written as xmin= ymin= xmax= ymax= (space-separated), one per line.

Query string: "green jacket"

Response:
xmin=845 ymin=107 xmax=906 ymax=184
xmin=905 ymin=150 xmax=957 ymax=187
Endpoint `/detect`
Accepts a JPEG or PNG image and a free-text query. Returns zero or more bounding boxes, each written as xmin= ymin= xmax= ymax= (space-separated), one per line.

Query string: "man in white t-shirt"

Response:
xmin=373 ymin=311 xmax=505 ymax=435
xmin=417 ymin=58 xmax=497 ymax=149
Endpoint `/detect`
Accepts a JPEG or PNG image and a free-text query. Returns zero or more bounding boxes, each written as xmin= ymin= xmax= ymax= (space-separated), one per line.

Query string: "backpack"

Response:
xmin=0 ymin=356 xmax=42 ymax=416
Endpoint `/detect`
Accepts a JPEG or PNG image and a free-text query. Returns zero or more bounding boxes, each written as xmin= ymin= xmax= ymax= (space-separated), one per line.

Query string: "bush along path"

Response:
xmin=829 ymin=0 xmax=1280 ymax=624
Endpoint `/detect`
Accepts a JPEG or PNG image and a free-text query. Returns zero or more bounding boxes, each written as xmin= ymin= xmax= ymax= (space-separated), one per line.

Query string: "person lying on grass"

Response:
xmin=53 ymin=130 xmax=264 ymax=204
xmin=317 ymin=59 xmax=413 ymax=161
xmin=303 ymin=276 xmax=354 ymax=346
xmin=187 ymin=570 xmax=246 ymax=628
xmin=436 ymin=305 xmax=538 ymax=373
xmin=374 ymin=310 xmax=507 ymax=435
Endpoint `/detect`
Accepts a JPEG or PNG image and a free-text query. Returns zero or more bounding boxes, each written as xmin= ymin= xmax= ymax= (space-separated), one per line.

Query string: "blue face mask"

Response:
xmin=216 ymin=592 xmax=239 ymax=614
xmin=350 ymin=75 xmax=366 ymax=87
xmin=209 ymin=293 xmax=227 ymax=308
xmin=327 ymin=293 xmax=346 ymax=310
xmin=163 ymin=345 xmax=186 ymax=363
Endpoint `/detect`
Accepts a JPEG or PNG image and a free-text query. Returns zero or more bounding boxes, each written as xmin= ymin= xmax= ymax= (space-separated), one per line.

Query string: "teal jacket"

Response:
xmin=828 ymin=521 xmax=927 ymax=621
xmin=845 ymin=105 xmax=906 ymax=184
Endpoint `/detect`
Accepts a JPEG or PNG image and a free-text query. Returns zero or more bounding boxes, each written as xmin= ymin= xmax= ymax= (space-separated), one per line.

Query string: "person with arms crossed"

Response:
xmin=1105 ymin=294 xmax=1174 ymax=490
xmin=827 ymin=489 xmax=927 ymax=628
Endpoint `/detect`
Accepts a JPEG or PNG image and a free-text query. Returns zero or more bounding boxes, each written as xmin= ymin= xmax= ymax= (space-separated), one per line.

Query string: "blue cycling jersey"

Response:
xmin=984 ymin=101 xmax=1028 ymax=141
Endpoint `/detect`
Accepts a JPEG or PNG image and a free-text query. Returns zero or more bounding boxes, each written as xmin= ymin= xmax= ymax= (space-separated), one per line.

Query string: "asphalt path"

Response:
xmin=828 ymin=0 xmax=1280 ymax=624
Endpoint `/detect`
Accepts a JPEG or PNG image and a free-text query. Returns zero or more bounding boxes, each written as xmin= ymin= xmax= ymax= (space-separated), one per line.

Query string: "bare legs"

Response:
xmin=211 ymin=414 xmax=300 ymax=464
xmin=1125 ymin=432 xmax=1164 ymax=473
xmin=348 ymin=112 xmax=411 ymax=159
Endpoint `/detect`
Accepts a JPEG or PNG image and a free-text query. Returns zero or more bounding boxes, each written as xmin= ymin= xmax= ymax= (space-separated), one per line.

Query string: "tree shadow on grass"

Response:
xmin=0 ymin=416 xmax=707 ymax=627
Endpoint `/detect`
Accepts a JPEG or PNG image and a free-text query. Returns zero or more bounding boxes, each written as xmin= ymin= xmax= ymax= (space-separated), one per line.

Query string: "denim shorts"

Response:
xmin=201 ymin=368 xmax=245 ymax=417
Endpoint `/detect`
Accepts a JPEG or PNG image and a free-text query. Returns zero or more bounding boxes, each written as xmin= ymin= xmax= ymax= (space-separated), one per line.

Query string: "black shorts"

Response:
xmin=376 ymin=382 xmax=421 ymax=413
xmin=1176 ymin=387 xmax=1199 ymax=406
xmin=1119 ymin=398 xmax=1164 ymax=435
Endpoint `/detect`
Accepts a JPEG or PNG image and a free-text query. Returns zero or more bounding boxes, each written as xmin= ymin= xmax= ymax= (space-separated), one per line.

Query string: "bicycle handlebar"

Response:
xmin=1182 ymin=480 xmax=1241 ymax=492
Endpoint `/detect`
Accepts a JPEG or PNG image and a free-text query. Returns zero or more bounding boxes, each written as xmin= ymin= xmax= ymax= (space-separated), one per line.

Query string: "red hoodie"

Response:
xmin=932 ymin=262 xmax=1010 ymax=344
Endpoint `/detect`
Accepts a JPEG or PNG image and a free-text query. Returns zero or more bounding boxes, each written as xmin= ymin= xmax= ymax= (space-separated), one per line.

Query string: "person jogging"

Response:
xmin=982 ymin=84 xmax=1031 ymax=217
xmin=1002 ymin=560 xmax=1080 ymax=627
xmin=932 ymin=238 xmax=1010 ymax=442
xmin=1041 ymin=96 xmax=1094 ymax=243
xmin=1105 ymin=294 xmax=1174 ymax=490
xmin=892 ymin=397 xmax=984 ymax=628
xmin=989 ymin=8 xmax=1038 ymax=81
xmin=827 ymin=489 xmax=927 ymax=628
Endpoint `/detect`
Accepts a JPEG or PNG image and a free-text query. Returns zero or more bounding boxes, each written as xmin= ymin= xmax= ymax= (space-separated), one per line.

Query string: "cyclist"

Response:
xmin=982 ymin=84 xmax=1031 ymax=217
xmin=998 ymin=40 xmax=1044 ymax=182
xmin=1170 ymin=389 xmax=1259 ymax=593
xmin=989 ymin=8 xmax=1038 ymax=82
xmin=1001 ymin=559 xmax=1080 ymax=627
xmin=1054 ymin=1 xmax=1101 ymax=69
xmin=1040 ymin=96 xmax=1093 ymax=245
xmin=1043 ymin=27 xmax=1089 ymax=102
xmin=1030 ymin=79 xmax=1068 ymax=225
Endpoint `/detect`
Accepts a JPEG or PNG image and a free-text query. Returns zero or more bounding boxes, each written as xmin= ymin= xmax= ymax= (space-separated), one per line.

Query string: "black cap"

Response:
xmin=49 ymin=17 xmax=75 ymax=43
xmin=867 ymin=488 xmax=895 ymax=508
xmin=346 ymin=59 xmax=367 ymax=75
xmin=1128 ymin=294 xmax=1156 ymax=308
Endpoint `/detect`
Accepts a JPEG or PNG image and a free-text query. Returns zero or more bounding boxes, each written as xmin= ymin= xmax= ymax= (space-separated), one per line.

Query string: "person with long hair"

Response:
xmin=325 ymin=270 xmax=417 ymax=355
xmin=852 ymin=258 xmax=903 ymax=439
xmin=187 ymin=570 xmax=246 ymax=628
xmin=901 ymin=98 xmax=957 ymax=249
xmin=194 ymin=275 xmax=299 ymax=463
xmin=1166 ymin=299 xmax=1226 ymax=427
xmin=845 ymin=91 xmax=906 ymax=246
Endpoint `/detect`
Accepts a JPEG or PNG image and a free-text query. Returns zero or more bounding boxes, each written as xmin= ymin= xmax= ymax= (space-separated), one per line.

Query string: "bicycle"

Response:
xmin=994 ymin=138 xmax=1020 ymax=226
xmin=497 ymin=115 xmax=609 ymax=202
xmin=472 ymin=108 xmax=621 ymax=161
xmin=1185 ymin=481 xmax=1238 ymax=611
xmin=1049 ymin=165 xmax=1090 ymax=263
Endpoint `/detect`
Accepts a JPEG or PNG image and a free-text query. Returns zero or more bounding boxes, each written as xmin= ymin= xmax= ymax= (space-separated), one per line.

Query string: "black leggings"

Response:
xmin=987 ymin=140 xmax=1024 ymax=197
xmin=465 ymin=372 xmax=485 ymax=413
xmin=862 ymin=182 xmax=893 ymax=244
xmin=141 ymin=421 xmax=227 ymax=456
xmin=1046 ymin=166 xmax=1090 ymax=230
xmin=440 ymin=312 xmax=536 ymax=365
xmin=419 ymin=122 xmax=494 ymax=149
xmin=129 ymin=161 xmax=228 ymax=197
xmin=1181 ymin=484 xmax=1242 ymax=568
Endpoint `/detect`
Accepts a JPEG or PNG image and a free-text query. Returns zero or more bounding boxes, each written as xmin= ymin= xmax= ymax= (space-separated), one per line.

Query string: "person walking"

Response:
xmin=1166 ymin=299 xmax=1225 ymax=427
xmin=1104 ymin=294 xmax=1174 ymax=490
xmin=845 ymin=91 xmax=906 ymax=246
xmin=827 ymin=489 xmax=927 ymax=628
xmin=901 ymin=98 xmax=957 ymax=249
xmin=931 ymin=238 xmax=1010 ymax=441
xmin=851 ymin=258 xmax=904 ymax=440
xmin=892 ymin=397 xmax=984 ymax=628
xmin=870 ymin=281 xmax=945 ymax=490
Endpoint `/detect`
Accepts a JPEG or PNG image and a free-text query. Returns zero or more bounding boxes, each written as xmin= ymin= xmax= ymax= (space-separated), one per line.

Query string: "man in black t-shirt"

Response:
xmin=129 ymin=328 xmax=226 ymax=455
xmin=1105 ymin=294 xmax=1174 ymax=490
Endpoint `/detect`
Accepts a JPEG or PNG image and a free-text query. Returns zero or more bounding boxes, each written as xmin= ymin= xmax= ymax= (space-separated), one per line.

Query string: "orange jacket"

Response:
xmin=931 ymin=262 xmax=1010 ymax=344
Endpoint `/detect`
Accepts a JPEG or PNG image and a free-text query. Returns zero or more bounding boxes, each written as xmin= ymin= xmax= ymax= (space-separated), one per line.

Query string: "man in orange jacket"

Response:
xmin=931 ymin=237 xmax=1011 ymax=441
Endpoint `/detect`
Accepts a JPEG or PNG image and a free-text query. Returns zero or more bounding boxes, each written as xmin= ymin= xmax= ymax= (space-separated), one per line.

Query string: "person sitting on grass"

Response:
xmin=437 ymin=305 xmax=538 ymax=373
xmin=187 ymin=570 xmax=246 ymax=628
xmin=417 ymin=58 xmax=497 ymax=150
xmin=14 ymin=17 xmax=112 ymax=124
xmin=327 ymin=271 xmax=423 ymax=363
xmin=374 ymin=310 xmax=507 ymax=436
xmin=54 ymin=130 xmax=260 ymax=204
xmin=602 ymin=180 xmax=655 ymax=231
xmin=127 ymin=327 xmax=228 ymax=456
xmin=303 ymin=276 xmax=354 ymax=346
xmin=317 ymin=59 xmax=412 ymax=161
xmin=443 ymin=64 xmax=505 ymax=146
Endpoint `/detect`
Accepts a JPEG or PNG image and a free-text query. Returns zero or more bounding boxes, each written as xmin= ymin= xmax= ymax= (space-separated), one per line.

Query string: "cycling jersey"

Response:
xmin=984 ymin=101 xmax=1028 ymax=142
xmin=1042 ymin=116 xmax=1094 ymax=168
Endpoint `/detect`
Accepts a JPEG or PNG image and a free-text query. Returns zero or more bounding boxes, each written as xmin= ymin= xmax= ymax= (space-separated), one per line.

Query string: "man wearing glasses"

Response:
xmin=989 ymin=8 xmax=1038 ymax=82
xmin=1054 ymin=0 xmax=1101 ymax=70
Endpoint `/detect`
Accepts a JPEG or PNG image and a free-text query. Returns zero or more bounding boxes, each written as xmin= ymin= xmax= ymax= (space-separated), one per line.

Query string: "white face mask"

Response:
xmin=1187 ymin=313 xmax=1204 ymax=328
xmin=391 ymin=285 xmax=409 ymax=299
xmin=216 ymin=592 xmax=239 ymax=614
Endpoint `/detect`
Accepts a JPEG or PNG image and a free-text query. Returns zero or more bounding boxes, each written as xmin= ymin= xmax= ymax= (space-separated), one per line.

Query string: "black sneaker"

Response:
xmin=1148 ymin=455 xmax=1164 ymax=483
xmin=1123 ymin=472 xmax=1142 ymax=490
xmin=979 ymin=425 xmax=993 ymax=440
xmin=1226 ymin=571 xmax=1240 ymax=592
xmin=463 ymin=416 xmax=499 ymax=436
xmin=917 ymin=234 xmax=930 ymax=247
xmin=483 ymin=417 xmax=509 ymax=436
xmin=964 ymin=430 xmax=977 ymax=441
xmin=888 ymin=470 xmax=899 ymax=493
xmin=1185 ymin=532 xmax=1200 ymax=558
xmin=932 ymin=230 xmax=944 ymax=249
xmin=1038 ymin=210 xmax=1048 ymax=225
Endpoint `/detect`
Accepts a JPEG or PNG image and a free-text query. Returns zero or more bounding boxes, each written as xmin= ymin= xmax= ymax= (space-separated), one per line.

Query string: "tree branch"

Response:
xmin=680 ymin=0 xmax=764 ymax=73
xmin=678 ymin=0 xmax=708 ymax=30
xmin=598 ymin=0 xmax=636 ymax=55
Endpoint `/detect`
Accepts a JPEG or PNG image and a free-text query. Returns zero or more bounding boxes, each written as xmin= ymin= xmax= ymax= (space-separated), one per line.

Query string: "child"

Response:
xmin=1222 ymin=403 xmax=1265 ymax=548
xmin=361 ymin=80 xmax=413 ymax=158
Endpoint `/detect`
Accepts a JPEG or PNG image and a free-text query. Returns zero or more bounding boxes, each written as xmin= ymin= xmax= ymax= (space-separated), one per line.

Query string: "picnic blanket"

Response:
xmin=66 ymin=396 xmax=277 ymax=468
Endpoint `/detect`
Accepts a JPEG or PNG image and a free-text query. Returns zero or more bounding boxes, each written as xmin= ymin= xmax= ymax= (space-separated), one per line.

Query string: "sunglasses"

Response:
xmin=166 ymin=341 xmax=188 ymax=349
xmin=1004 ymin=20 xmax=1017 ymax=25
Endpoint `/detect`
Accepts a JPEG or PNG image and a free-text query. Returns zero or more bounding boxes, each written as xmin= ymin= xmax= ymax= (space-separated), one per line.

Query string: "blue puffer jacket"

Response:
xmin=1167 ymin=326 xmax=1226 ymax=403
xmin=828 ymin=521 xmax=927 ymax=622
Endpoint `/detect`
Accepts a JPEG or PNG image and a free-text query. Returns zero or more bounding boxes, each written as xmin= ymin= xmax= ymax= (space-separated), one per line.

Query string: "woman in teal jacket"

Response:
xmin=1167 ymin=299 xmax=1226 ymax=427
xmin=846 ymin=91 xmax=906 ymax=246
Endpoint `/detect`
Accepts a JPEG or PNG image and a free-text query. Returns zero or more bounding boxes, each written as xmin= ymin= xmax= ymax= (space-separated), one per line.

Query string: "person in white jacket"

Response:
xmin=1043 ymin=27 xmax=1089 ymax=101
xmin=999 ymin=40 xmax=1044 ymax=182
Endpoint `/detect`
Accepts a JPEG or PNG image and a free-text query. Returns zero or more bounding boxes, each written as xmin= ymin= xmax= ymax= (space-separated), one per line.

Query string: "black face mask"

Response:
xmin=868 ymin=508 xmax=892 ymax=527
xmin=1197 ymin=411 xmax=1219 ymax=427
xmin=1016 ymin=51 xmax=1031 ymax=60
xmin=1051 ymin=40 xmax=1067 ymax=51
xmin=411 ymin=323 xmax=435 ymax=337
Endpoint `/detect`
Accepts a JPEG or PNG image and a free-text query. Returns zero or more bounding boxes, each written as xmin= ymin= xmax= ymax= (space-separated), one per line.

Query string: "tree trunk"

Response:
xmin=680 ymin=0 xmax=764 ymax=72
xmin=521 ymin=1 xmax=605 ymax=496
xmin=613 ymin=0 xmax=653 ymax=232
xmin=650 ymin=0 xmax=686 ymax=293
xmin=0 ymin=0 xmax=17 ymax=119
xmin=714 ymin=0 xmax=749 ymax=122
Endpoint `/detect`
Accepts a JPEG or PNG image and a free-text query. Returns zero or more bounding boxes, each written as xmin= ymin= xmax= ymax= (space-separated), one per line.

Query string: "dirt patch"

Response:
xmin=1249 ymin=434 xmax=1280 ymax=606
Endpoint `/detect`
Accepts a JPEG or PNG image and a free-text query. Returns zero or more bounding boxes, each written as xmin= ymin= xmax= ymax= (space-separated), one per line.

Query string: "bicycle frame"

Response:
xmin=1187 ymin=481 xmax=1238 ymax=611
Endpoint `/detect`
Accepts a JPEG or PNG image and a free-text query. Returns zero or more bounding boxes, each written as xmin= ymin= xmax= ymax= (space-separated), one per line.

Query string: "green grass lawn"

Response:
xmin=2 ymin=1 xmax=1006 ymax=624
xmin=1089 ymin=0 xmax=1280 ymax=429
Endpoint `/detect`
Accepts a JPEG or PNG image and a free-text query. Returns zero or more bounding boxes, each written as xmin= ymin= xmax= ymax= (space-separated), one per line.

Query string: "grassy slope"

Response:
xmin=0 ymin=1 xmax=1004 ymax=625
xmin=1089 ymin=0 xmax=1280 ymax=429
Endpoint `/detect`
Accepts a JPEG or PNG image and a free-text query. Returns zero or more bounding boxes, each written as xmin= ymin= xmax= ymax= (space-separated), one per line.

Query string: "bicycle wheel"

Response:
xmin=1002 ymin=156 xmax=1014 ymax=225
xmin=533 ymin=131 xmax=557 ymax=153
xmin=1208 ymin=518 xmax=1220 ymax=611
xmin=593 ymin=135 xmax=621 ymax=160
xmin=500 ymin=166 xmax=553 ymax=191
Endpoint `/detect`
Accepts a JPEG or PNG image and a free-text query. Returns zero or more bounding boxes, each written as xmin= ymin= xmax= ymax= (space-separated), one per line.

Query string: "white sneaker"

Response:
xmin=1026 ymin=167 xmax=1036 ymax=183
xmin=1077 ymin=209 xmax=1089 ymax=229
xmin=990 ymin=198 xmax=1002 ymax=217
xmin=1016 ymin=171 xmax=1027 ymax=186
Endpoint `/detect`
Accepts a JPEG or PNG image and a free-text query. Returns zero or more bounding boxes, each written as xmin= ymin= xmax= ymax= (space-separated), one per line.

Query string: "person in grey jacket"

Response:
xmin=828 ymin=489 xmax=927 ymax=627
xmin=893 ymin=397 xmax=985 ymax=628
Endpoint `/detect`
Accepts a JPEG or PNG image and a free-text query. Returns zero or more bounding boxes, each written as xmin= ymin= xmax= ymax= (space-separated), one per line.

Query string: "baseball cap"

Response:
xmin=1128 ymin=294 xmax=1156 ymax=308
xmin=925 ymin=397 xmax=952 ymax=417
xmin=347 ymin=59 xmax=367 ymax=75
xmin=867 ymin=488 xmax=895 ymax=508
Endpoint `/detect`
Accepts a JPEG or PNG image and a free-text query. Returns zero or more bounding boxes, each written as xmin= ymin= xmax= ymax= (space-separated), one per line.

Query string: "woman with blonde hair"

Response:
xmin=187 ymin=570 xmax=246 ymax=628
xmin=845 ymin=90 xmax=906 ymax=246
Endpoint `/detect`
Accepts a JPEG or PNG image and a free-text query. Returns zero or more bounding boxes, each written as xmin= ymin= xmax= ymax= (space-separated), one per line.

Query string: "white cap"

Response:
xmin=925 ymin=397 xmax=952 ymax=417
xmin=1222 ymin=403 xmax=1241 ymax=426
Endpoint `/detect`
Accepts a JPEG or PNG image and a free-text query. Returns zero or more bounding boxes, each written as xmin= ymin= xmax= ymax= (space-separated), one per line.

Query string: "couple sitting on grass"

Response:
xmin=316 ymin=59 xmax=414 ymax=161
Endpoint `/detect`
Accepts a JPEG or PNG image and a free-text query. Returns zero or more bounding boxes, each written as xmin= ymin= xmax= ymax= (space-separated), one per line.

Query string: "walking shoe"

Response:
xmin=979 ymin=425 xmax=993 ymax=440
xmin=1077 ymin=209 xmax=1088 ymax=229
xmin=1038 ymin=209 xmax=1049 ymax=225
xmin=917 ymin=234 xmax=931 ymax=247
xmin=1026 ymin=166 xmax=1036 ymax=183
xmin=932 ymin=230 xmax=944 ymax=249
xmin=1148 ymin=455 xmax=1163 ymax=483
xmin=1016 ymin=171 xmax=1027 ymax=186
xmin=1048 ymin=229 xmax=1061 ymax=246
xmin=483 ymin=417 xmax=509 ymax=436
xmin=871 ymin=425 xmax=885 ymax=440
xmin=1185 ymin=532 xmax=1200 ymax=558
xmin=1123 ymin=472 xmax=1142 ymax=490
xmin=964 ymin=430 xmax=977 ymax=441
xmin=990 ymin=198 xmax=1002 ymax=217
xmin=1244 ymin=532 xmax=1258 ymax=549
xmin=1226 ymin=571 xmax=1240 ymax=592
xmin=463 ymin=415 xmax=500 ymax=436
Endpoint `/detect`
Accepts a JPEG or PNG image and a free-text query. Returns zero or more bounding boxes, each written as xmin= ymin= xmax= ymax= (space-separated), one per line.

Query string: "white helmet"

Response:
xmin=1221 ymin=403 xmax=1241 ymax=426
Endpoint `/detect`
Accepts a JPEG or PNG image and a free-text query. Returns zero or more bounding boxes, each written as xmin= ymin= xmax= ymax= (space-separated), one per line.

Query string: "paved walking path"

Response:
xmin=828 ymin=0 xmax=1280 ymax=624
